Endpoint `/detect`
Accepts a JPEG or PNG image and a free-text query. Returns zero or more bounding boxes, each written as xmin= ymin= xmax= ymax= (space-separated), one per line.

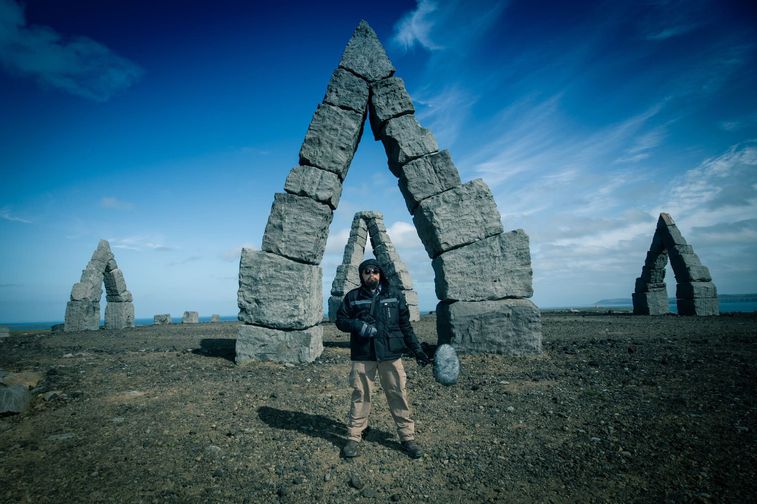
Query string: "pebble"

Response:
xmin=506 ymin=406 xmax=515 ymax=412
xmin=361 ymin=488 xmax=378 ymax=498
xmin=349 ymin=474 xmax=364 ymax=489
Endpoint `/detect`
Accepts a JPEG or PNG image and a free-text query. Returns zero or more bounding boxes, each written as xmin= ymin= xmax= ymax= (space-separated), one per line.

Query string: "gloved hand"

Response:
xmin=359 ymin=322 xmax=378 ymax=338
xmin=415 ymin=350 xmax=431 ymax=367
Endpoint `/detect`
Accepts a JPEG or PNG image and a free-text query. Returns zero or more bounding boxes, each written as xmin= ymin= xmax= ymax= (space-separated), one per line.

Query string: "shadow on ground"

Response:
xmin=193 ymin=338 xmax=236 ymax=362
xmin=257 ymin=406 xmax=399 ymax=452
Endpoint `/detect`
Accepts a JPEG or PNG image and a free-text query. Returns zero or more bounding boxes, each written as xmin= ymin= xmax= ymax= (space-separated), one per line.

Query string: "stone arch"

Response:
xmin=327 ymin=211 xmax=420 ymax=322
xmin=632 ymin=213 xmax=718 ymax=315
xmin=236 ymin=21 xmax=541 ymax=364
xmin=64 ymin=239 xmax=135 ymax=331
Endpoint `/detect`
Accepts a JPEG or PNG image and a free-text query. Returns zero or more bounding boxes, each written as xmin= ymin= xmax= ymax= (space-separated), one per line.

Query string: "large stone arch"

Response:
xmin=632 ymin=213 xmax=719 ymax=315
xmin=327 ymin=211 xmax=420 ymax=322
xmin=64 ymin=239 xmax=135 ymax=331
xmin=236 ymin=21 xmax=542 ymax=364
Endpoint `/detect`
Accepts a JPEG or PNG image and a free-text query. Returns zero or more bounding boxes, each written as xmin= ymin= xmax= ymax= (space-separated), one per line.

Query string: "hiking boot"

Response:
xmin=341 ymin=440 xmax=360 ymax=458
xmin=401 ymin=440 xmax=424 ymax=459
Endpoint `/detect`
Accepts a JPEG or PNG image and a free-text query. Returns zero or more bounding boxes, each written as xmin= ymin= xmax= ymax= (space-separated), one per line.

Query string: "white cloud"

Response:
xmin=100 ymin=196 xmax=134 ymax=210
xmin=392 ymin=0 xmax=443 ymax=52
xmin=0 ymin=206 xmax=31 ymax=223
xmin=0 ymin=0 xmax=142 ymax=101
xmin=109 ymin=235 xmax=172 ymax=252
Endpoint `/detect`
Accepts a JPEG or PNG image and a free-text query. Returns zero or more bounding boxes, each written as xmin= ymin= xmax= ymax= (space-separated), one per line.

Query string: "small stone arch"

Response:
xmin=632 ymin=213 xmax=718 ymax=315
xmin=64 ymin=239 xmax=135 ymax=331
xmin=327 ymin=211 xmax=420 ymax=322
xmin=236 ymin=21 xmax=541 ymax=364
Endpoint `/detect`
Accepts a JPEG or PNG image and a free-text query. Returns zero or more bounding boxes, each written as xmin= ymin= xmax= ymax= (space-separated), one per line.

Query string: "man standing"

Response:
xmin=336 ymin=258 xmax=430 ymax=459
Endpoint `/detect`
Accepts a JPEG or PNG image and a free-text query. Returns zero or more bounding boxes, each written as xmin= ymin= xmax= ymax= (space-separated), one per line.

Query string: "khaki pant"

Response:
xmin=347 ymin=359 xmax=415 ymax=442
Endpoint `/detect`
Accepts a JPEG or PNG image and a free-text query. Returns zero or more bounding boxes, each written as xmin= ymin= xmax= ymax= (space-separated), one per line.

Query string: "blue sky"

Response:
xmin=1 ymin=0 xmax=756 ymax=323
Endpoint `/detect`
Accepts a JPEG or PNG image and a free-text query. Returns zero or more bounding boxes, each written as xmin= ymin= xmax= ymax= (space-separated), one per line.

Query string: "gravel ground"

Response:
xmin=1 ymin=312 xmax=755 ymax=503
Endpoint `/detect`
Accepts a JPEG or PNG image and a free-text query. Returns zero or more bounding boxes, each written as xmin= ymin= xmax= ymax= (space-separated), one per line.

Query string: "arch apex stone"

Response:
xmin=338 ymin=20 xmax=395 ymax=82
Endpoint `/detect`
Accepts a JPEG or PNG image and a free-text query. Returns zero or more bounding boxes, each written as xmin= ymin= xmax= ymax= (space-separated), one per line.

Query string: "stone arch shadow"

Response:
xmin=235 ymin=21 xmax=542 ymax=364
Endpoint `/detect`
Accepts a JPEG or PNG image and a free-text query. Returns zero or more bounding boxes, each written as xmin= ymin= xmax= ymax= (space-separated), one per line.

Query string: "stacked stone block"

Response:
xmin=632 ymin=213 xmax=718 ymax=316
xmin=182 ymin=311 xmax=199 ymax=324
xmin=153 ymin=314 xmax=171 ymax=325
xmin=64 ymin=240 xmax=135 ymax=331
xmin=328 ymin=211 xmax=420 ymax=322
xmin=237 ymin=20 xmax=542 ymax=361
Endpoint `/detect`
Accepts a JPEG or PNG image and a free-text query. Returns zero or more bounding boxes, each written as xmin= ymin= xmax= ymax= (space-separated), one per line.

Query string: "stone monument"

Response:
xmin=236 ymin=21 xmax=541 ymax=363
xmin=64 ymin=240 xmax=135 ymax=331
xmin=633 ymin=213 xmax=719 ymax=315
xmin=328 ymin=211 xmax=420 ymax=322
xmin=182 ymin=311 xmax=199 ymax=324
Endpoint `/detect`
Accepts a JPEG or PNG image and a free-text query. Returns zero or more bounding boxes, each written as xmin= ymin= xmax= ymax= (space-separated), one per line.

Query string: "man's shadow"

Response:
xmin=257 ymin=406 xmax=398 ymax=451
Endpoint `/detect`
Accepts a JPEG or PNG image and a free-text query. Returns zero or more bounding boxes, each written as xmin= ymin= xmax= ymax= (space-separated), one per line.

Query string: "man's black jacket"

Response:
xmin=336 ymin=283 xmax=423 ymax=362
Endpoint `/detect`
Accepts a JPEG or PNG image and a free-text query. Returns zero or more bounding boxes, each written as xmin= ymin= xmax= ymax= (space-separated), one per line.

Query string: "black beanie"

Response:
xmin=358 ymin=258 xmax=382 ymax=275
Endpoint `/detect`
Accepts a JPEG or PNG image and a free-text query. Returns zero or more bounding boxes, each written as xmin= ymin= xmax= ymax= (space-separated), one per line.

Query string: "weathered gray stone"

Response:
xmin=670 ymin=254 xmax=712 ymax=282
xmin=323 ymin=68 xmax=370 ymax=113
xmin=414 ymin=179 xmax=504 ymax=258
xmin=64 ymin=300 xmax=99 ymax=331
xmin=284 ymin=165 xmax=343 ymax=210
xmin=236 ymin=324 xmax=324 ymax=364
xmin=0 ymin=326 xmax=8 ymax=339
xmin=338 ymin=20 xmax=395 ymax=83
xmin=238 ymin=249 xmax=322 ymax=330
xmin=106 ymin=290 xmax=133 ymax=303
xmin=331 ymin=264 xmax=360 ymax=296
xmin=153 ymin=314 xmax=171 ymax=325
xmin=634 ymin=279 xmax=666 ymax=293
xmin=261 ymin=193 xmax=334 ymax=265
xmin=433 ymin=344 xmax=460 ymax=386
xmin=632 ymin=290 xmax=669 ymax=315
xmin=369 ymin=77 xmax=414 ymax=137
xmin=436 ymin=299 xmax=542 ymax=355
xmin=70 ymin=282 xmax=92 ymax=301
xmin=327 ymin=295 xmax=345 ymax=322
xmin=90 ymin=239 xmax=115 ymax=271
xmin=210 ymin=314 xmax=221 ymax=323
xmin=182 ymin=311 xmax=199 ymax=324
xmin=398 ymin=150 xmax=462 ymax=214
xmin=676 ymin=281 xmax=717 ymax=299
xmin=677 ymin=297 xmax=719 ymax=316
xmin=103 ymin=268 xmax=128 ymax=296
xmin=299 ymin=103 xmax=364 ymax=180
xmin=407 ymin=303 xmax=421 ymax=322
xmin=379 ymin=114 xmax=438 ymax=176
xmin=0 ymin=383 xmax=31 ymax=415
xmin=433 ymin=230 xmax=533 ymax=301
xmin=658 ymin=213 xmax=688 ymax=246
xmin=105 ymin=302 xmax=135 ymax=329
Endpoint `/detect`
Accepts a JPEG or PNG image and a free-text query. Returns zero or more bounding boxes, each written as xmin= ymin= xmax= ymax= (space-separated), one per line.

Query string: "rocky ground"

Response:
xmin=1 ymin=312 xmax=755 ymax=503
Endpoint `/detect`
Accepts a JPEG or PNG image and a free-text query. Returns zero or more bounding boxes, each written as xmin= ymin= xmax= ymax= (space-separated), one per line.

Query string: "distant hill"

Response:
xmin=594 ymin=293 xmax=757 ymax=305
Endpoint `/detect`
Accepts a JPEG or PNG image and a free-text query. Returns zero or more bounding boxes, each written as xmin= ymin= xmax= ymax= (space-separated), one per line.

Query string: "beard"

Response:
xmin=364 ymin=277 xmax=379 ymax=289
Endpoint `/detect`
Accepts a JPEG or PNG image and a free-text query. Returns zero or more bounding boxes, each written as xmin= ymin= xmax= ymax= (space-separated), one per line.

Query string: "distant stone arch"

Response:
xmin=236 ymin=21 xmax=541 ymax=364
xmin=632 ymin=213 xmax=718 ymax=316
xmin=64 ymin=239 xmax=135 ymax=331
xmin=327 ymin=211 xmax=420 ymax=322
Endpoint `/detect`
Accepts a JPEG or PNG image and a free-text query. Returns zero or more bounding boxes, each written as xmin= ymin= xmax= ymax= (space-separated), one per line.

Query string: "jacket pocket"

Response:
xmin=380 ymin=298 xmax=400 ymax=329
xmin=387 ymin=333 xmax=406 ymax=353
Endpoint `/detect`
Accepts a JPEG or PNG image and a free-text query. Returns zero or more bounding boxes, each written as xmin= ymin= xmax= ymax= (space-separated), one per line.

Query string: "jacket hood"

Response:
xmin=358 ymin=258 xmax=389 ymax=289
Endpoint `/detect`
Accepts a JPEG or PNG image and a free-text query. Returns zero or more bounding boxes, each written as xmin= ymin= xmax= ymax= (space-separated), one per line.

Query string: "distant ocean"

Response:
xmin=590 ymin=300 xmax=757 ymax=314
xmin=2 ymin=315 xmax=239 ymax=332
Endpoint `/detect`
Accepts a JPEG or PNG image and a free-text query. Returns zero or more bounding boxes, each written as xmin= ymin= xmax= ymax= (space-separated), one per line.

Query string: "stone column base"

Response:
xmin=677 ymin=297 xmax=719 ymax=316
xmin=64 ymin=300 xmax=99 ymax=332
xmin=105 ymin=302 xmax=135 ymax=329
xmin=236 ymin=324 xmax=324 ymax=364
xmin=327 ymin=295 xmax=344 ymax=322
xmin=436 ymin=298 xmax=542 ymax=355
xmin=632 ymin=290 xmax=669 ymax=315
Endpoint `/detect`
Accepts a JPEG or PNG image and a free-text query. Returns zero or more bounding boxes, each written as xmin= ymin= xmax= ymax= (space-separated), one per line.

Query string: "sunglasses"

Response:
xmin=362 ymin=268 xmax=381 ymax=275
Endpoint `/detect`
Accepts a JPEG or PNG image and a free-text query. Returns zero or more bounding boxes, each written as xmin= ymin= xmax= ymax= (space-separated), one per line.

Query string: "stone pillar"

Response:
xmin=153 ymin=314 xmax=171 ymax=325
xmin=182 ymin=311 xmax=199 ymax=324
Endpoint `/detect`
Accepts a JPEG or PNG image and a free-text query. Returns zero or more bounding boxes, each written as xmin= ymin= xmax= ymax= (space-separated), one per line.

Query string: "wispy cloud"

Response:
xmin=392 ymin=0 xmax=443 ymax=52
xmin=100 ymin=196 xmax=134 ymax=210
xmin=168 ymin=256 xmax=202 ymax=267
xmin=110 ymin=236 xmax=173 ymax=252
xmin=0 ymin=0 xmax=143 ymax=101
xmin=0 ymin=206 xmax=31 ymax=223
